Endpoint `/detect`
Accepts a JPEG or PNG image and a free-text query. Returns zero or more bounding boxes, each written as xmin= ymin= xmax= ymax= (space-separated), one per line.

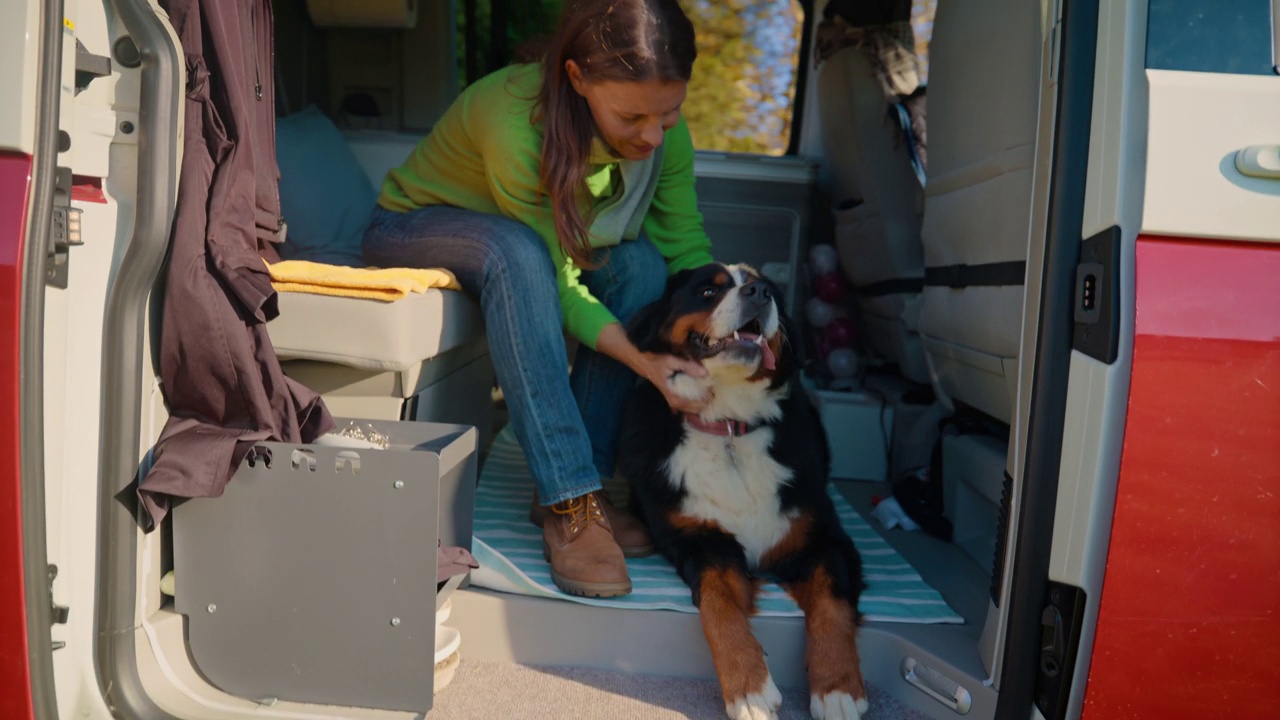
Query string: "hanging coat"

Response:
xmin=138 ymin=0 xmax=333 ymax=529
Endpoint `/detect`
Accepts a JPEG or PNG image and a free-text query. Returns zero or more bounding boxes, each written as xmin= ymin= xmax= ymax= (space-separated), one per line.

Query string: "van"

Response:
xmin=2 ymin=0 xmax=1277 ymax=718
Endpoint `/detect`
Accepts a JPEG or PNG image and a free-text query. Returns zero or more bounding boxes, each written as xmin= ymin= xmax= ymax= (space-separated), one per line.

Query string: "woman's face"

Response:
xmin=566 ymin=60 xmax=687 ymax=162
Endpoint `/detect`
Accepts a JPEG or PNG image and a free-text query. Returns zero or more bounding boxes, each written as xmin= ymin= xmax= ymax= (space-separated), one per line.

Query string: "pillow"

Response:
xmin=275 ymin=106 xmax=378 ymax=267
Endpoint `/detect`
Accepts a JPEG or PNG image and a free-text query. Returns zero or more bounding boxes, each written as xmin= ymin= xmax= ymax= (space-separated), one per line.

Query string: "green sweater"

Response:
xmin=379 ymin=64 xmax=715 ymax=349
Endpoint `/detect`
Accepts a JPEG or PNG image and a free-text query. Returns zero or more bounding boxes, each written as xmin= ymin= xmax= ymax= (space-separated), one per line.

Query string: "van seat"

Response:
xmin=818 ymin=42 xmax=929 ymax=384
xmin=268 ymin=282 xmax=493 ymax=447
xmin=917 ymin=0 xmax=1043 ymax=423
xmin=270 ymin=288 xmax=483 ymax=374
xmin=269 ymin=124 xmax=494 ymax=443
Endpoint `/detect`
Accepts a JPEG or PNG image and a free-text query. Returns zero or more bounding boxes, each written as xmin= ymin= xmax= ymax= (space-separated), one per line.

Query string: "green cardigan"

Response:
xmin=378 ymin=63 xmax=715 ymax=349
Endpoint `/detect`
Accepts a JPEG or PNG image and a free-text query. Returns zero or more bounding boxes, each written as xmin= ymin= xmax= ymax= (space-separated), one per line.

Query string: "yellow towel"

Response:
xmin=266 ymin=260 xmax=460 ymax=302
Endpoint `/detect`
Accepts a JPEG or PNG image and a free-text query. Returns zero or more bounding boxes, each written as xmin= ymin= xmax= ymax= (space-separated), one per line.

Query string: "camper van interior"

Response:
xmin=29 ymin=0 xmax=1266 ymax=718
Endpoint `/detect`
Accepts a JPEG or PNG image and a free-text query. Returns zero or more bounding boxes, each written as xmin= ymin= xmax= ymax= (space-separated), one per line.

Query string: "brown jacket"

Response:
xmin=138 ymin=0 xmax=332 ymax=527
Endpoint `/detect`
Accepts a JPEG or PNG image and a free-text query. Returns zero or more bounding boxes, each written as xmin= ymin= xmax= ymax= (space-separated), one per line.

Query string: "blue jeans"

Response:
xmin=362 ymin=205 xmax=667 ymax=505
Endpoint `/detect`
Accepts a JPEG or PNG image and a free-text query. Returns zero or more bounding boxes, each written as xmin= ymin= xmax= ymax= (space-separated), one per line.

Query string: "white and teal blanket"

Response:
xmin=471 ymin=427 xmax=962 ymax=625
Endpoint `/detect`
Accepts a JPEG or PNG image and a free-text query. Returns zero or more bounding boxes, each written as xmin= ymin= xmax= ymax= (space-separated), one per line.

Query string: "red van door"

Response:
xmin=1080 ymin=1 xmax=1280 ymax=717
xmin=1 ymin=0 xmax=67 ymax=717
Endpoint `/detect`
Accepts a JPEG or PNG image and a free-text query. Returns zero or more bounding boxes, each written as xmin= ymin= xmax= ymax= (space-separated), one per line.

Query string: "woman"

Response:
xmin=363 ymin=0 xmax=713 ymax=598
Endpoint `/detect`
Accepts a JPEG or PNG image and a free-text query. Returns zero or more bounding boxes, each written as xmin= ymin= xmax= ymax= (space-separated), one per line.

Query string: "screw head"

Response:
xmin=207 ymin=604 xmax=217 ymax=613
xmin=390 ymin=617 xmax=401 ymax=627
xmin=120 ymin=121 xmax=135 ymax=134
xmin=393 ymin=480 xmax=405 ymax=489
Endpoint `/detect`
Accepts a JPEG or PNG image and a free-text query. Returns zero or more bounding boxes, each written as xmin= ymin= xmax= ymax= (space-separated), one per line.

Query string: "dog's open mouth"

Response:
xmin=690 ymin=318 xmax=776 ymax=370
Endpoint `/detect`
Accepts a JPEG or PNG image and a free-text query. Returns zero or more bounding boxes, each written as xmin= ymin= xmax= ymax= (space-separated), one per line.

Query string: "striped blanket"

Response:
xmin=471 ymin=427 xmax=962 ymax=624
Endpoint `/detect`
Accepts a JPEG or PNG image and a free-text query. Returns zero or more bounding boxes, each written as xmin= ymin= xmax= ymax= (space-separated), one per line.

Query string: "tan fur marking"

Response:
xmin=668 ymin=310 xmax=712 ymax=347
xmin=785 ymin=567 xmax=867 ymax=701
xmin=698 ymin=566 xmax=770 ymax=707
xmin=758 ymin=512 xmax=812 ymax=570
xmin=668 ymin=511 xmax=723 ymax=533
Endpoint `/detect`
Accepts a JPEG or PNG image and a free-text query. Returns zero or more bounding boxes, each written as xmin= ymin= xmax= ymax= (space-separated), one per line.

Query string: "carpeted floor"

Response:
xmin=428 ymin=659 xmax=934 ymax=720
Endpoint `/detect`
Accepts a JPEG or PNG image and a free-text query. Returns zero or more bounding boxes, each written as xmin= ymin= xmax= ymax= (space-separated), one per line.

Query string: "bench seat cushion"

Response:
xmin=269 ymin=289 xmax=483 ymax=372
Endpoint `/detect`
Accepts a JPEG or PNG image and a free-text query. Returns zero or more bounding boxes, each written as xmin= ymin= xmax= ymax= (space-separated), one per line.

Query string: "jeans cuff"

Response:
xmin=538 ymin=479 xmax=605 ymax=507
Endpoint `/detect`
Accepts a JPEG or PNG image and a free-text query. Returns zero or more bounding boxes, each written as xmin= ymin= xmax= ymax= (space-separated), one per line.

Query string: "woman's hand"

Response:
xmin=638 ymin=352 xmax=710 ymax=414
xmin=595 ymin=322 xmax=711 ymax=413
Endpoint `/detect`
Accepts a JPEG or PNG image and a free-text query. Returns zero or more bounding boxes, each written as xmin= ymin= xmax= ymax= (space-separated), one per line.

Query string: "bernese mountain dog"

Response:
xmin=619 ymin=263 xmax=869 ymax=720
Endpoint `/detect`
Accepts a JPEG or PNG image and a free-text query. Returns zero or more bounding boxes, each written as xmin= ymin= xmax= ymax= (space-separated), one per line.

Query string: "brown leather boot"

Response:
xmin=531 ymin=490 xmax=654 ymax=558
xmin=542 ymin=493 xmax=632 ymax=598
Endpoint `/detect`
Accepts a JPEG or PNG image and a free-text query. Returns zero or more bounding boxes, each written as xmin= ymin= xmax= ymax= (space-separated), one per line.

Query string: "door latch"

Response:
xmin=1072 ymin=226 xmax=1120 ymax=364
xmin=47 ymin=167 xmax=81 ymax=289
xmin=1035 ymin=581 xmax=1086 ymax=720
xmin=49 ymin=564 xmax=69 ymax=651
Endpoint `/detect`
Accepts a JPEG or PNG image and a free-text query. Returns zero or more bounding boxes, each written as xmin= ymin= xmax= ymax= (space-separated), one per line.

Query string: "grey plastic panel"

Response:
xmin=451 ymin=588 xmax=997 ymax=720
xmin=694 ymin=153 xmax=818 ymax=313
xmin=173 ymin=420 xmax=476 ymax=713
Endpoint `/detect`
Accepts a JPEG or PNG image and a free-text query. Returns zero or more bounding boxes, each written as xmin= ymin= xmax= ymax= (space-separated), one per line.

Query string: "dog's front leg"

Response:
xmin=783 ymin=556 xmax=869 ymax=719
xmin=693 ymin=563 xmax=781 ymax=720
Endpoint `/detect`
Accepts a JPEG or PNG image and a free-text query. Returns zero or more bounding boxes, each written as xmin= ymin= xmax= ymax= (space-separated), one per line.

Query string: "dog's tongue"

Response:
xmin=739 ymin=332 xmax=777 ymax=370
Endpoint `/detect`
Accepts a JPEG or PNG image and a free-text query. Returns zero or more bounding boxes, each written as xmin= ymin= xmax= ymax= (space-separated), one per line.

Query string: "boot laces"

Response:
xmin=551 ymin=493 xmax=606 ymax=536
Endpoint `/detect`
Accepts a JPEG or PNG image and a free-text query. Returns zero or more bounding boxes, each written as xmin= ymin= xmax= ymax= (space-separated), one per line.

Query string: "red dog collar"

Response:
xmin=683 ymin=413 xmax=761 ymax=437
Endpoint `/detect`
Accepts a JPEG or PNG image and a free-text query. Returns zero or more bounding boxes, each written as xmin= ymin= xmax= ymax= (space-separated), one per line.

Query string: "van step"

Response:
xmin=449 ymin=587 xmax=997 ymax=719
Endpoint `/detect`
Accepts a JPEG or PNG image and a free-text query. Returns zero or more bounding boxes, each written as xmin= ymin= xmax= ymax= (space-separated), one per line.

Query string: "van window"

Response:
xmin=678 ymin=0 xmax=805 ymax=156
xmin=457 ymin=0 xmax=806 ymax=156
xmin=1146 ymin=0 xmax=1277 ymax=75
xmin=913 ymin=0 xmax=936 ymax=83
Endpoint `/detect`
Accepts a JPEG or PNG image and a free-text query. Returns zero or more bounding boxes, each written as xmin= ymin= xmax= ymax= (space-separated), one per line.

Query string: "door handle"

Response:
xmin=1234 ymin=145 xmax=1280 ymax=180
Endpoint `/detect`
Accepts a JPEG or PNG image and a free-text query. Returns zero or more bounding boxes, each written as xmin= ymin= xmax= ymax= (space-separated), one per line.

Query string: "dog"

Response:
xmin=619 ymin=263 xmax=869 ymax=720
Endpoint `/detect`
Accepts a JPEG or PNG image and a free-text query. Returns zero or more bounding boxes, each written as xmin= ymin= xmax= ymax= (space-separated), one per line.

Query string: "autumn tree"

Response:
xmin=677 ymin=0 xmax=803 ymax=155
xmin=459 ymin=0 xmax=804 ymax=155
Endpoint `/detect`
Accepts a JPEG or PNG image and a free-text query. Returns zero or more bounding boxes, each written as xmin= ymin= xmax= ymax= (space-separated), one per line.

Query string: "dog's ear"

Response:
xmin=625 ymin=299 xmax=668 ymax=351
xmin=664 ymin=268 xmax=698 ymax=295
xmin=626 ymin=268 xmax=702 ymax=352
xmin=766 ymin=278 xmax=804 ymax=388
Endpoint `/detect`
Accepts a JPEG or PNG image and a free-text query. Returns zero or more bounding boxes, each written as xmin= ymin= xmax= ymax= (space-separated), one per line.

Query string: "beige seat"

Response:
xmin=818 ymin=41 xmax=929 ymax=384
xmin=268 ymin=130 xmax=495 ymax=447
xmin=917 ymin=0 xmax=1043 ymax=423
xmin=268 ymin=286 xmax=494 ymax=450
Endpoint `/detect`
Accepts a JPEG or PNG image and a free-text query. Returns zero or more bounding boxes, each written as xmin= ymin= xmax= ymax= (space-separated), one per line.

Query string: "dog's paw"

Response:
xmin=725 ymin=674 xmax=782 ymax=720
xmin=809 ymin=691 xmax=869 ymax=720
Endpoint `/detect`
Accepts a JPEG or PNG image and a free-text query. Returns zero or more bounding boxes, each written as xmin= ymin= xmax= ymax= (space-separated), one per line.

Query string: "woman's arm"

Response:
xmin=594 ymin=322 xmax=709 ymax=413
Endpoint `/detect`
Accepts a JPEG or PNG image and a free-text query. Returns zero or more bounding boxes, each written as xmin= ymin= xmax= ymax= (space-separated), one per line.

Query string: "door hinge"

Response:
xmin=48 ymin=564 xmax=69 ymax=626
xmin=1035 ymin=581 xmax=1086 ymax=720
xmin=75 ymin=38 xmax=112 ymax=95
xmin=48 ymin=564 xmax=69 ymax=651
xmin=47 ymin=167 xmax=81 ymax=289
xmin=1072 ymin=226 xmax=1121 ymax=364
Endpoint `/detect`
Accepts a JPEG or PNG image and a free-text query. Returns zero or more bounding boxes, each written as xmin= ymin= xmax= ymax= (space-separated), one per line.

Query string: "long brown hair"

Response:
xmin=536 ymin=0 xmax=697 ymax=267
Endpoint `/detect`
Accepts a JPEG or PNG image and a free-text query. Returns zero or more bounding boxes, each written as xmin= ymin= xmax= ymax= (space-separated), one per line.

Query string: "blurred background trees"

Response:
xmin=457 ymin=0 xmax=934 ymax=156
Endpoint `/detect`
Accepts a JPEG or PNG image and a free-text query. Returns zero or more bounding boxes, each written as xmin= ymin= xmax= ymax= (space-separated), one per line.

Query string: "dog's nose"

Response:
xmin=739 ymin=281 xmax=773 ymax=307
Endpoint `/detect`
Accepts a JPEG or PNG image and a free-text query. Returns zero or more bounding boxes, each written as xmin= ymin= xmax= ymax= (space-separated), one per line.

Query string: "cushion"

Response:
xmin=268 ymin=289 xmax=483 ymax=372
xmin=275 ymin=106 xmax=378 ymax=267
xmin=916 ymin=0 xmax=1042 ymax=422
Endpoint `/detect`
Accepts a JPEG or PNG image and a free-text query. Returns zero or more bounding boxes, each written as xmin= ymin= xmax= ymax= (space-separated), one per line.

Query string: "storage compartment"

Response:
xmin=941 ymin=432 xmax=1008 ymax=575
xmin=862 ymin=372 xmax=945 ymax=483
xmin=408 ymin=352 xmax=496 ymax=452
xmin=808 ymin=386 xmax=893 ymax=481
xmin=172 ymin=419 xmax=478 ymax=713
xmin=693 ymin=152 xmax=818 ymax=312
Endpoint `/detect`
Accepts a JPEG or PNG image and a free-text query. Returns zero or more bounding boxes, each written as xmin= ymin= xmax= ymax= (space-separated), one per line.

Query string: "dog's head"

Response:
xmin=628 ymin=263 xmax=797 ymax=392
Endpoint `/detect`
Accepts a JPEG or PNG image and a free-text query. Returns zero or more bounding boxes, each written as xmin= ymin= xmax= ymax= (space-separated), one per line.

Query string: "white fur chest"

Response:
xmin=664 ymin=427 xmax=795 ymax=568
